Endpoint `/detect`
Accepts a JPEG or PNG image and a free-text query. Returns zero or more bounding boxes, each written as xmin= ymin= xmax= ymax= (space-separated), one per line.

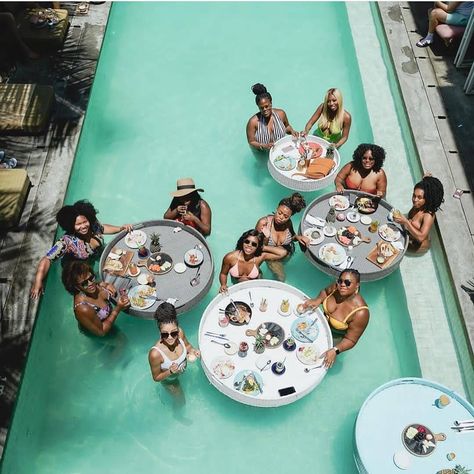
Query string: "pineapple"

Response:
xmin=254 ymin=335 xmax=265 ymax=354
xmin=437 ymin=465 xmax=471 ymax=474
xmin=149 ymin=233 xmax=161 ymax=253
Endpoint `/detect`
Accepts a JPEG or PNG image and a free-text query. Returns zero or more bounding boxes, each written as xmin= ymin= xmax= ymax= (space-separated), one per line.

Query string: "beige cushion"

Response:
xmin=0 ymin=169 xmax=31 ymax=228
xmin=0 ymin=84 xmax=54 ymax=134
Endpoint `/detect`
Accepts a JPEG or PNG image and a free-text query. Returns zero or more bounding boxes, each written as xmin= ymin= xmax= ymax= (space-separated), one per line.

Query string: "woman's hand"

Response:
xmin=120 ymin=224 xmax=134 ymax=233
xmin=117 ymin=295 xmax=130 ymax=310
xmin=219 ymin=284 xmax=228 ymax=294
xmin=295 ymin=235 xmax=310 ymax=247
xmin=393 ymin=214 xmax=408 ymax=226
xmin=189 ymin=348 xmax=201 ymax=359
xmin=336 ymin=183 xmax=345 ymax=193
xmin=182 ymin=211 xmax=197 ymax=222
xmin=169 ymin=363 xmax=180 ymax=374
xmin=177 ymin=205 xmax=187 ymax=216
xmin=302 ymin=298 xmax=318 ymax=310
xmin=30 ymin=282 xmax=44 ymax=299
xmin=322 ymin=348 xmax=337 ymax=368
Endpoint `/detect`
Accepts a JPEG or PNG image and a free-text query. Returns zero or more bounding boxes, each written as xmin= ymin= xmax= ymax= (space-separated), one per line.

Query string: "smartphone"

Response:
xmin=453 ymin=189 xmax=464 ymax=199
xmin=278 ymin=386 xmax=296 ymax=397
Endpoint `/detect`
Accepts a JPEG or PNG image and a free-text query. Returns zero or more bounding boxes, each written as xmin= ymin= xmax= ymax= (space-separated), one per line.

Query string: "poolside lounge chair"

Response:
xmin=0 ymin=169 xmax=31 ymax=228
xmin=0 ymin=84 xmax=55 ymax=134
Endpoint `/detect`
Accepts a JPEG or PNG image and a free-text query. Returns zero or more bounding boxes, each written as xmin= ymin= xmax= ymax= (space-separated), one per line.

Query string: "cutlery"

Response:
xmin=259 ymin=360 xmax=272 ymax=372
xmin=190 ymin=267 xmax=201 ymax=287
xmin=451 ymin=426 xmax=474 ymax=432
xmin=296 ymin=328 xmax=312 ymax=343
xmin=248 ymin=291 xmax=254 ymax=308
xmin=304 ymin=361 xmax=325 ymax=372
xmin=348 ymin=257 xmax=356 ymax=269
xmin=229 ymin=297 xmax=239 ymax=313
xmin=210 ymin=340 xmax=231 ymax=349
xmin=203 ymin=334 xmax=229 ymax=341
xmin=205 ymin=331 xmax=227 ymax=337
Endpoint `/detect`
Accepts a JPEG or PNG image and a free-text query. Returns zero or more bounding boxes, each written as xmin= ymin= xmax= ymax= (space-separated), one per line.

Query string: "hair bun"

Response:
xmin=251 ymin=83 xmax=267 ymax=96
xmin=290 ymin=192 xmax=306 ymax=213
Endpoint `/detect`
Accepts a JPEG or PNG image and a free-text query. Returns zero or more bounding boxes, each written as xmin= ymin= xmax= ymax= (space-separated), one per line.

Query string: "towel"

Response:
xmin=305 ymin=215 xmax=325 ymax=227
xmin=392 ymin=241 xmax=404 ymax=251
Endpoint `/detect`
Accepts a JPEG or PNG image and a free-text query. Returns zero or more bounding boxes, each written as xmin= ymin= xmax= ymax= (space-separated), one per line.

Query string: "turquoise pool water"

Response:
xmin=1 ymin=3 xmax=422 ymax=473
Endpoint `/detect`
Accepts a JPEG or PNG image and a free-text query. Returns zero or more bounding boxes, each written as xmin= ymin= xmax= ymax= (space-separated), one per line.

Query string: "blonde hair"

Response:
xmin=318 ymin=88 xmax=344 ymax=135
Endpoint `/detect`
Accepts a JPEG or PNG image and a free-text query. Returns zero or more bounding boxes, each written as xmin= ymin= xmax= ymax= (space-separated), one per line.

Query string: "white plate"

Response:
xmin=303 ymin=227 xmax=325 ymax=245
xmin=224 ymin=342 xmax=238 ymax=356
xmin=328 ymin=195 xmax=350 ymax=211
xmin=346 ymin=211 xmax=360 ymax=223
xmin=318 ymin=243 xmax=346 ymax=266
xmin=323 ymin=225 xmax=337 ymax=237
xmin=296 ymin=344 xmax=321 ymax=365
xmin=124 ymin=230 xmax=147 ymax=249
xmin=211 ymin=357 xmax=236 ymax=379
xmin=255 ymin=355 xmax=272 ymax=371
xmin=360 ymin=215 xmax=372 ymax=225
xmin=393 ymin=451 xmax=411 ymax=470
xmin=174 ymin=262 xmax=186 ymax=273
xmin=137 ymin=273 xmax=149 ymax=285
xmin=128 ymin=285 xmax=156 ymax=310
xmin=378 ymin=223 xmax=401 ymax=242
xmin=128 ymin=265 xmax=141 ymax=277
xmin=184 ymin=248 xmax=204 ymax=266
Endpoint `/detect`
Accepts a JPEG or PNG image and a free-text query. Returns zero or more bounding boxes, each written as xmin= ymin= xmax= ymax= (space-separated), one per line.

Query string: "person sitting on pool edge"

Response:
xmin=163 ymin=178 xmax=212 ymax=236
xmin=334 ymin=143 xmax=387 ymax=198
xmin=302 ymin=87 xmax=352 ymax=149
xmin=219 ymin=229 xmax=287 ymax=293
xmin=302 ymin=269 xmax=369 ymax=369
xmin=393 ymin=174 xmax=444 ymax=253
xmin=62 ymin=261 xmax=130 ymax=336
xmin=255 ymin=192 xmax=309 ymax=282
xmin=148 ymin=302 xmax=200 ymax=383
xmin=246 ymin=83 xmax=297 ymax=151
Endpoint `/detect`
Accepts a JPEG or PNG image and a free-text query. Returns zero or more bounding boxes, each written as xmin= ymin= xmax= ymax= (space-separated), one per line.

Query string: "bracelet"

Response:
xmin=332 ymin=347 xmax=340 ymax=355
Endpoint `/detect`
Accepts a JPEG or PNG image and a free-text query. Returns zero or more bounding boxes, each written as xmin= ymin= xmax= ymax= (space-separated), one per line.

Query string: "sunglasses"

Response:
xmin=337 ymin=278 xmax=352 ymax=287
xmin=79 ymin=274 xmax=96 ymax=289
xmin=161 ymin=330 xmax=179 ymax=339
xmin=244 ymin=239 xmax=258 ymax=248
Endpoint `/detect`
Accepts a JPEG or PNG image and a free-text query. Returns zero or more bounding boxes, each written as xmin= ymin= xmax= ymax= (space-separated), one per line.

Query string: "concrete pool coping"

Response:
xmin=377 ymin=2 xmax=474 ymax=400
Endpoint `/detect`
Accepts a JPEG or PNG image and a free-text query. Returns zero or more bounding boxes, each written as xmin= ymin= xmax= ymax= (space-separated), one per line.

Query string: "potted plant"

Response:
xmin=437 ymin=465 xmax=472 ymax=474
xmin=254 ymin=335 xmax=265 ymax=354
xmin=150 ymin=233 xmax=161 ymax=253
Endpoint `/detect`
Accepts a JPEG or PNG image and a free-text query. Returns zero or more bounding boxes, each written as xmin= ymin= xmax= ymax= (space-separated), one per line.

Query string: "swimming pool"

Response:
xmin=0 ymin=2 xmax=436 ymax=472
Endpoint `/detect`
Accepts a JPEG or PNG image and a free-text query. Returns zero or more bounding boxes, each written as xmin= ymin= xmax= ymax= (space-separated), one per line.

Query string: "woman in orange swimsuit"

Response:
xmin=393 ymin=175 xmax=444 ymax=253
xmin=334 ymin=144 xmax=387 ymax=198
xmin=219 ymin=229 xmax=287 ymax=293
xmin=302 ymin=269 xmax=369 ymax=369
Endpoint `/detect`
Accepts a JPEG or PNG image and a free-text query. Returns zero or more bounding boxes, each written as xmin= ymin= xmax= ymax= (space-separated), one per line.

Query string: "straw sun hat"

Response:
xmin=170 ymin=178 xmax=204 ymax=198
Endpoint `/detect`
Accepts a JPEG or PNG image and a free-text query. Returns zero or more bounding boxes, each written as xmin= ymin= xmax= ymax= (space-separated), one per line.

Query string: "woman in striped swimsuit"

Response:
xmin=246 ymin=83 xmax=297 ymax=151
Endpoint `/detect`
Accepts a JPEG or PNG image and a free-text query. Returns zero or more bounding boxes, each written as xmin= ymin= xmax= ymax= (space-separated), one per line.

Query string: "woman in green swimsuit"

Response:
xmin=302 ymin=88 xmax=352 ymax=149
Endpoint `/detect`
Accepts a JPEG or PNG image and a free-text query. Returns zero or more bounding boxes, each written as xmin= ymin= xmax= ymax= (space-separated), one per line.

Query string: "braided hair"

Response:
xmin=251 ymin=83 xmax=272 ymax=105
xmin=414 ymin=176 xmax=444 ymax=213
xmin=278 ymin=192 xmax=306 ymax=215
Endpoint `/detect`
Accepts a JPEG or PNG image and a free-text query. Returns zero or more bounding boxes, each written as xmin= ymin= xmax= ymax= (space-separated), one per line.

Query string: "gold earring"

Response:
xmin=355 ymin=286 xmax=359 ymax=294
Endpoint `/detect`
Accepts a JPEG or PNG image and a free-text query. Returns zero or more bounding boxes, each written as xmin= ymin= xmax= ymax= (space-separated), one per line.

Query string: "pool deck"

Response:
xmin=0 ymin=0 xmax=474 ymax=460
xmin=379 ymin=2 xmax=474 ymax=399
xmin=0 ymin=2 xmax=110 ymax=457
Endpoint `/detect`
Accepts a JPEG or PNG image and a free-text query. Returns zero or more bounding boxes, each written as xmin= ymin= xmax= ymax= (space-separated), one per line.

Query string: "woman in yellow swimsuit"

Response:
xmin=302 ymin=269 xmax=369 ymax=369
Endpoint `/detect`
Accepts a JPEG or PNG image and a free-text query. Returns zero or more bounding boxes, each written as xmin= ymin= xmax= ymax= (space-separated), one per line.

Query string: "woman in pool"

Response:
xmin=393 ymin=175 xmax=444 ymax=253
xmin=219 ymin=229 xmax=287 ymax=293
xmin=62 ymin=261 xmax=130 ymax=336
xmin=246 ymin=83 xmax=297 ymax=151
xmin=163 ymin=178 xmax=212 ymax=236
xmin=255 ymin=193 xmax=309 ymax=281
xmin=334 ymin=143 xmax=387 ymax=197
xmin=148 ymin=302 xmax=200 ymax=383
xmin=31 ymin=200 xmax=132 ymax=299
xmin=302 ymin=269 xmax=369 ymax=369
xmin=302 ymin=88 xmax=352 ymax=149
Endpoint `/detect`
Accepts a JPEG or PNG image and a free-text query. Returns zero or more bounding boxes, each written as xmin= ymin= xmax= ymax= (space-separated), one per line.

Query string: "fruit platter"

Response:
xmin=124 ymin=230 xmax=147 ymax=249
xmin=211 ymin=357 xmax=236 ymax=379
xmin=141 ymin=252 xmax=173 ymax=275
xmin=402 ymin=424 xmax=438 ymax=457
xmin=298 ymin=142 xmax=323 ymax=159
xmin=336 ymin=226 xmax=362 ymax=246
xmin=184 ymin=248 xmax=204 ymax=266
xmin=245 ymin=322 xmax=285 ymax=348
xmin=354 ymin=196 xmax=378 ymax=214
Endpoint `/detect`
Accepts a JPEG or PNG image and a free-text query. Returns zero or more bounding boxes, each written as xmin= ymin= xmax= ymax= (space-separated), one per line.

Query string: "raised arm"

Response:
xmin=102 ymin=223 xmax=133 ymax=234
xmin=30 ymin=256 xmax=51 ymax=299
xmin=148 ymin=348 xmax=181 ymax=382
xmin=302 ymin=282 xmax=337 ymax=310
xmin=394 ymin=212 xmax=435 ymax=243
xmin=179 ymin=327 xmax=201 ymax=359
xmin=303 ymin=104 xmax=323 ymax=135
xmin=183 ymin=200 xmax=212 ymax=236
xmin=334 ymin=111 xmax=352 ymax=149
xmin=334 ymin=162 xmax=353 ymax=193
xmin=375 ymin=169 xmax=388 ymax=198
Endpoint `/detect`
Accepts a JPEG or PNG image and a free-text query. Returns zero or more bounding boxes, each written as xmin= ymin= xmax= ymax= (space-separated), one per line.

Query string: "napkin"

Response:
xmin=173 ymin=227 xmax=182 ymax=233
xmin=305 ymin=215 xmax=325 ymax=227
xmin=166 ymin=298 xmax=178 ymax=306
xmin=392 ymin=241 xmax=404 ymax=251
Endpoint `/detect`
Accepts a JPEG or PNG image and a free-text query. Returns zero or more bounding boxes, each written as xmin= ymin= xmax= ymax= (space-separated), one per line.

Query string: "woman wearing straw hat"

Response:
xmin=164 ymin=178 xmax=212 ymax=236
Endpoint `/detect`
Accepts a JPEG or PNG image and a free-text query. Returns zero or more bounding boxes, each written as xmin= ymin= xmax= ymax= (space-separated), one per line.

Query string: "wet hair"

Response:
xmin=62 ymin=260 xmax=94 ymax=295
xmin=154 ymin=302 xmax=178 ymax=330
xmin=235 ymin=229 xmax=264 ymax=257
xmin=251 ymin=83 xmax=272 ymax=105
xmin=56 ymin=200 xmax=99 ymax=234
xmin=352 ymin=144 xmax=386 ymax=173
xmin=169 ymin=191 xmax=202 ymax=214
xmin=414 ymin=176 xmax=444 ymax=213
xmin=278 ymin=192 xmax=306 ymax=215
xmin=339 ymin=268 xmax=361 ymax=283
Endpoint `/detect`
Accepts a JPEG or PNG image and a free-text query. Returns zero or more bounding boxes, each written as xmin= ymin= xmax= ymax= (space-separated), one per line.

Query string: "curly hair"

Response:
xmin=251 ymin=83 xmax=272 ymax=105
xmin=235 ymin=229 xmax=264 ymax=257
xmin=339 ymin=268 xmax=361 ymax=283
xmin=154 ymin=302 xmax=178 ymax=330
xmin=414 ymin=176 xmax=444 ymax=213
xmin=56 ymin=200 xmax=99 ymax=234
xmin=62 ymin=260 xmax=94 ymax=295
xmin=278 ymin=192 xmax=306 ymax=215
xmin=352 ymin=144 xmax=386 ymax=173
